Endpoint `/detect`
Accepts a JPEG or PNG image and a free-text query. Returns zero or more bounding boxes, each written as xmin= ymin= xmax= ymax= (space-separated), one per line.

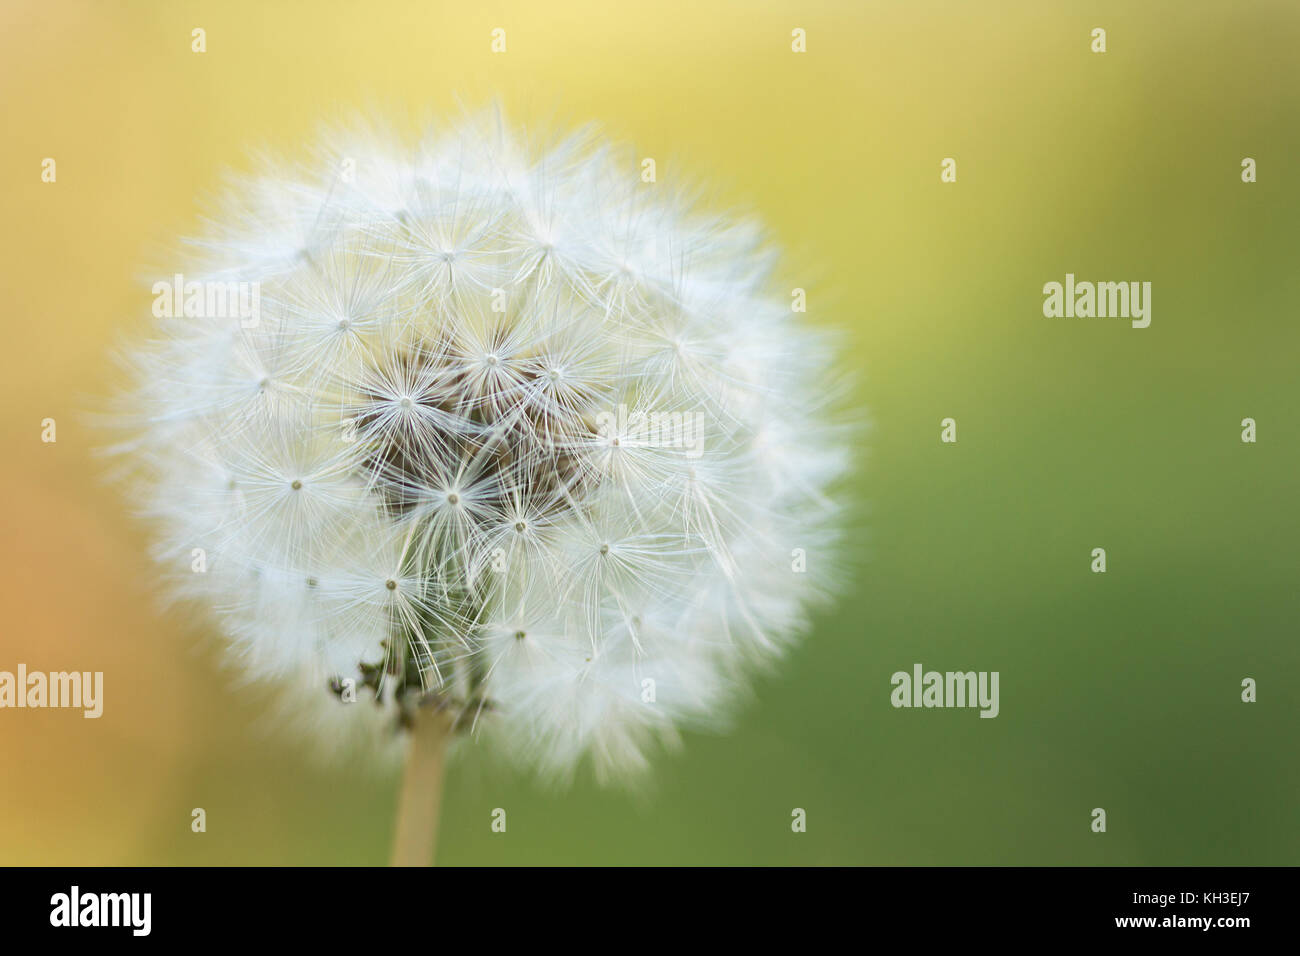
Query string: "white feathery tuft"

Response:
xmin=112 ymin=110 xmax=850 ymax=783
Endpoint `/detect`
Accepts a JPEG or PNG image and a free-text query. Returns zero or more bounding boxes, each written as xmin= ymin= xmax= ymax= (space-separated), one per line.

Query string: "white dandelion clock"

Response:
xmin=112 ymin=111 xmax=849 ymax=864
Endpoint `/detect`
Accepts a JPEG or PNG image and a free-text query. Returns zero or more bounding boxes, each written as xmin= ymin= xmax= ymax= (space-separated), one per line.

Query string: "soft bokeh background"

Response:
xmin=1 ymin=0 xmax=1297 ymax=865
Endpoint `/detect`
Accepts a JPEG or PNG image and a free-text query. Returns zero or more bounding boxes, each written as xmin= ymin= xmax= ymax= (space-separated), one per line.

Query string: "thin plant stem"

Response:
xmin=390 ymin=708 xmax=453 ymax=866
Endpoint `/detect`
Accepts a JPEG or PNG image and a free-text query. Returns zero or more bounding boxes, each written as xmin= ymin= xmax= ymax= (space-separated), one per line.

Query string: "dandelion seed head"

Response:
xmin=113 ymin=110 xmax=849 ymax=783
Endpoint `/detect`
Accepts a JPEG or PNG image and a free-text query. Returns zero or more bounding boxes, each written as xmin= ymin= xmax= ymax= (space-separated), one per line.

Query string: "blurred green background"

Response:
xmin=1 ymin=0 xmax=1297 ymax=864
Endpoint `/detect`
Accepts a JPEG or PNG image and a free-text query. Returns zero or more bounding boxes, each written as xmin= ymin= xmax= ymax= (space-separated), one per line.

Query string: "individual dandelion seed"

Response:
xmin=110 ymin=110 xmax=850 ymax=866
